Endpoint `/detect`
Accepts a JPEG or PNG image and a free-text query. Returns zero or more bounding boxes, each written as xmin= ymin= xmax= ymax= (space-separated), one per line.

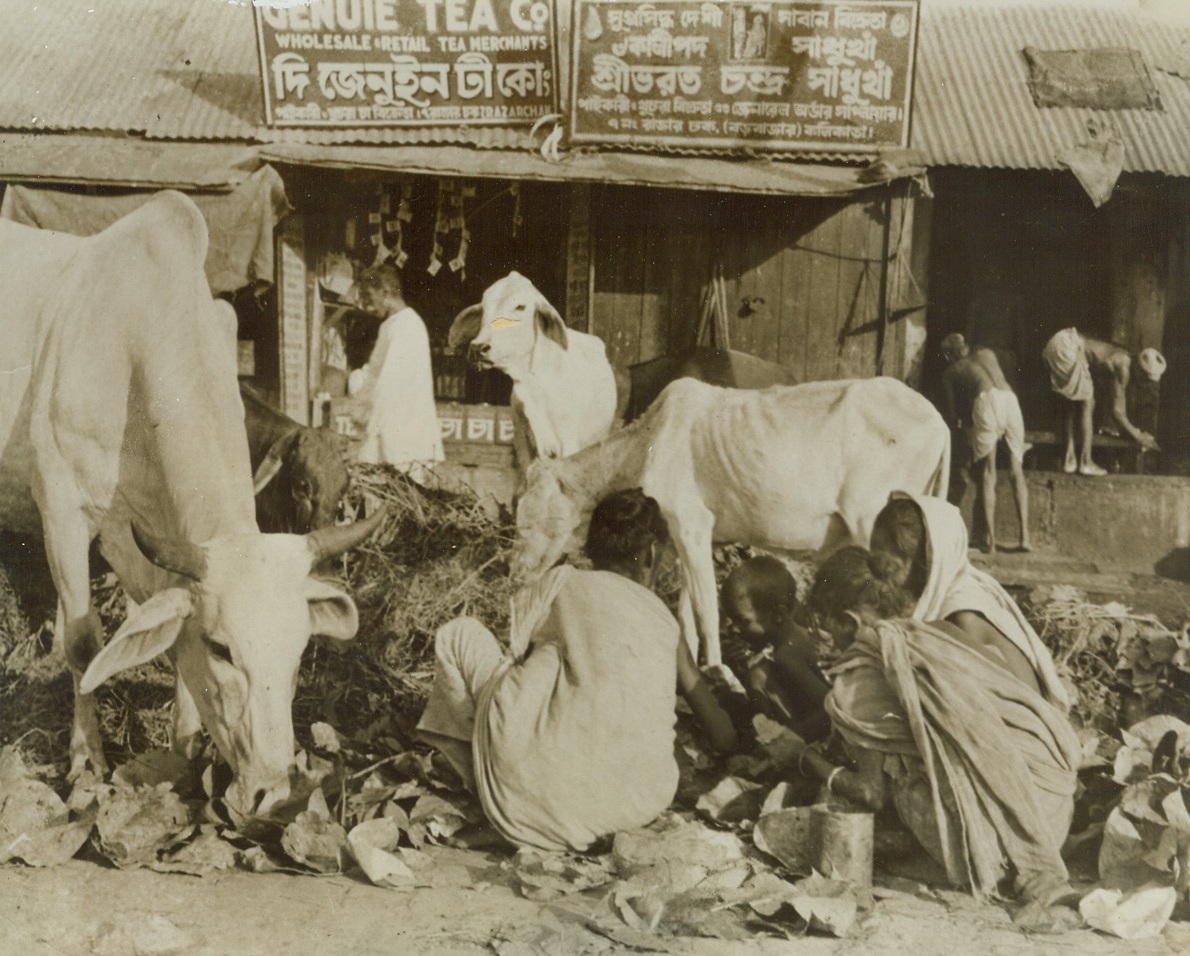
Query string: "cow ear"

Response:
xmin=79 ymin=588 xmax=192 ymax=694
xmin=253 ymin=432 xmax=295 ymax=494
xmin=305 ymin=578 xmax=359 ymax=641
xmin=536 ymin=300 xmax=568 ymax=349
xmin=448 ymin=304 xmax=484 ymax=351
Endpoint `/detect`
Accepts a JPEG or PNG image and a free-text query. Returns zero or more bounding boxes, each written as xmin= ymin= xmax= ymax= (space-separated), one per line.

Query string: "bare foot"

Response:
xmin=1079 ymin=462 xmax=1107 ymax=477
xmin=1063 ymin=450 xmax=1077 ymax=473
xmin=1018 ymin=542 xmax=1033 ymax=553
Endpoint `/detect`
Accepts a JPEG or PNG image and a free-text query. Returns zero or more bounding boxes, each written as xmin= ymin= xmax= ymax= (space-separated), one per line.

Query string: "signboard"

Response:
xmin=570 ymin=0 xmax=919 ymax=152
xmin=255 ymin=0 xmax=557 ymax=127
xmin=277 ymin=215 xmax=309 ymax=425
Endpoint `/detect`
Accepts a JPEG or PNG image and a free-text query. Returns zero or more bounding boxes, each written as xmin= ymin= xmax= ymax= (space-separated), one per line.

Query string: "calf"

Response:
xmin=240 ymin=385 xmax=349 ymax=534
xmin=449 ymin=272 xmax=618 ymax=463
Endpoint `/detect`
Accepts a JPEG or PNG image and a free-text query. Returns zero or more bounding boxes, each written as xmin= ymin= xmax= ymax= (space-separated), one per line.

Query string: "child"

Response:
xmin=721 ymin=556 xmax=831 ymax=742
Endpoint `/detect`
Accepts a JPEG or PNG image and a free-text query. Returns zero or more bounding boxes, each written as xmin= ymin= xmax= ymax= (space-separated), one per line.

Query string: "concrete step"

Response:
xmin=969 ymin=548 xmax=1190 ymax=626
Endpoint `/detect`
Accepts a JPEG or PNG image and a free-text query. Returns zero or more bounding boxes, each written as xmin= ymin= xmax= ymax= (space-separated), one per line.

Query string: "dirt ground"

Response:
xmin=4 ymin=853 xmax=1190 ymax=956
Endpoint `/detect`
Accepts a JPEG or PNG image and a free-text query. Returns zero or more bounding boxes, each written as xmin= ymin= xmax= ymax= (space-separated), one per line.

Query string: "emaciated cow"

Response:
xmin=511 ymin=377 xmax=951 ymax=667
xmin=0 ymin=192 xmax=382 ymax=821
xmin=449 ymin=272 xmax=618 ymax=463
xmin=240 ymin=384 xmax=349 ymax=534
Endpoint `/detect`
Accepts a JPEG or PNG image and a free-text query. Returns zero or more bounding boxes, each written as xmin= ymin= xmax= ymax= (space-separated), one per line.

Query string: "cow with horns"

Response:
xmin=0 ymin=192 xmax=383 ymax=821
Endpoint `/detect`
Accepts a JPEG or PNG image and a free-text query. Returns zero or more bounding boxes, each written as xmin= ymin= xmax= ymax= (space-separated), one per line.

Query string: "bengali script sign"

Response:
xmin=255 ymin=0 xmax=557 ymax=127
xmin=570 ymin=0 xmax=919 ymax=151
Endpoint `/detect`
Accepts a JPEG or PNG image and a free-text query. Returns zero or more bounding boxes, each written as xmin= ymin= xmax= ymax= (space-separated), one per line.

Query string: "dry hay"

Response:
xmin=292 ymin=463 xmax=518 ymax=741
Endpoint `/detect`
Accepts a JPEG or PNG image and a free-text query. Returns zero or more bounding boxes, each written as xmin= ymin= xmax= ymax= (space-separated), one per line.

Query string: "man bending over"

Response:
xmin=1042 ymin=328 xmax=1165 ymax=476
xmin=939 ymin=333 xmax=1030 ymax=553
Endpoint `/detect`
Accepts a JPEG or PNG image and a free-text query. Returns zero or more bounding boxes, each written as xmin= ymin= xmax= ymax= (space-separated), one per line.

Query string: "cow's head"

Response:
xmin=449 ymin=271 xmax=567 ymax=376
xmin=510 ymin=458 xmax=590 ymax=584
xmin=252 ymin=428 xmax=350 ymax=534
xmin=79 ymin=511 xmax=385 ymax=822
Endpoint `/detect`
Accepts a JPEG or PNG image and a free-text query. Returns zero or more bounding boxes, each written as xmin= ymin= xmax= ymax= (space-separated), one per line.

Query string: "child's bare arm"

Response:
xmin=677 ymin=639 xmax=738 ymax=753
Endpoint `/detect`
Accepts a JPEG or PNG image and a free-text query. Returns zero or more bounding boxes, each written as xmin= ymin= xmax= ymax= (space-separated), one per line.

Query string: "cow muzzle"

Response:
xmin=224 ymin=772 xmax=292 ymax=825
xmin=467 ymin=341 xmax=493 ymax=368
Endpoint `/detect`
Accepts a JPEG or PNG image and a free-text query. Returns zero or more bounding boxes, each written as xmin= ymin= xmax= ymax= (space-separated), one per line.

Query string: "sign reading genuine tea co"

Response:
xmin=570 ymin=0 xmax=919 ymax=152
xmin=255 ymin=0 xmax=557 ymax=126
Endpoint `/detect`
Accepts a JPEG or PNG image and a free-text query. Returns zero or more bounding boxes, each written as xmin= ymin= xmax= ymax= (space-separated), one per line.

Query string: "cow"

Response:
xmin=240 ymin=384 xmax=349 ymax=534
xmin=511 ymin=377 xmax=951 ymax=667
xmin=0 ymin=192 xmax=383 ymax=822
xmin=448 ymin=272 xmax=619 ymax=465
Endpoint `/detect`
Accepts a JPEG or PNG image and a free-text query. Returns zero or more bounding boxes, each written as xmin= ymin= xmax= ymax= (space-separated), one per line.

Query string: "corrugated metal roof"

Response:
xmin=2 ymin=1 xmax=1189 ymax=175
xmin=912 ymin=3 xmax=1190 ymax=174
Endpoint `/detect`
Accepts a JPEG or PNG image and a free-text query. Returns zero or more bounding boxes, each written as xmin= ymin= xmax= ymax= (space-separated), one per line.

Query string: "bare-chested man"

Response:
xmin=940 ymin=333 xmax=1030 ymax=553
xmin=1042 ymin=329 xmax=1165 ymax=476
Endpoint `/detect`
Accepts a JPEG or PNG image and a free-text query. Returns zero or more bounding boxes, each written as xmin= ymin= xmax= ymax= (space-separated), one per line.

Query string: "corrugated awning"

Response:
xmin=0 ymin=165 xmax=291 ymax=294
xmin=0 ymin=133 xmax=262 ymax=190
xmin=258 ymin=142 xmax=920 ymax=197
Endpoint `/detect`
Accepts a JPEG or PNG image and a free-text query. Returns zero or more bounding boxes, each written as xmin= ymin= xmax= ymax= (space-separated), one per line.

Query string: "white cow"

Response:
xmin=511 ymin=377 xmax=951 ymax=667
xmin=0 ymin=192 xmax=382 ymax=821
xmin=449 ymin=272 xmax=618 ymax=463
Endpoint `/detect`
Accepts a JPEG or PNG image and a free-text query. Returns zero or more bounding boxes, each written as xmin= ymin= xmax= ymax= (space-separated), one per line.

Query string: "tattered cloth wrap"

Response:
xmin=892 ymin=491 xmax=1070 ymax=710
xmin=417 ymin=566 xmax=681 ymax=852
xmin=825 ymin=617 xmax=1080 ymax=902
xmin=1042 ymin=328 xmax=1094 ymax=403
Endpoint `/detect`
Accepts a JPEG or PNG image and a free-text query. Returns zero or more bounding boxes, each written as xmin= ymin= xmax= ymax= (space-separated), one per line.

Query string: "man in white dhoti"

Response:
xmin=351 ymin=264 xmax=444 ymax=484
xmin=1041 ymin=329 xmax=1164 ymax=476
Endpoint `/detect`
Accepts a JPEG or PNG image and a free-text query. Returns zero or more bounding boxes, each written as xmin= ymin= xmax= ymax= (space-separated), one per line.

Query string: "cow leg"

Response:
xmin=663 ymin=502 xmax=722 ymax=667
xmin=39 ymin=509 xmax=107 ymax=780
xmin=171 ymin=669 xmax=204 ymax=760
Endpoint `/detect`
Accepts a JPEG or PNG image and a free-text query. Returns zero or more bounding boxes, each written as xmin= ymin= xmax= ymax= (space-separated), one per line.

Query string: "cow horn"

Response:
xmin=131 ymin=522 xmax=208 ymax=581
xmin=306 ymin=505 xmax=388 ymax=565
xmin=252 ymin=433 xmax=292 ymax=494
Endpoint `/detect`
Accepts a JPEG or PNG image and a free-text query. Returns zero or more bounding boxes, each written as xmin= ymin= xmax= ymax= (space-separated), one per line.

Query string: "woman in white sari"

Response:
xmin=869 ymin=491 xmax=1069 ymax=710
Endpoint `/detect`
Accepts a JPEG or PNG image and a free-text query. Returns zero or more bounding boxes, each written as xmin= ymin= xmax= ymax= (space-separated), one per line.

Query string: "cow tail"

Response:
xmin=927 ymin=428 xmax=952 ymax=499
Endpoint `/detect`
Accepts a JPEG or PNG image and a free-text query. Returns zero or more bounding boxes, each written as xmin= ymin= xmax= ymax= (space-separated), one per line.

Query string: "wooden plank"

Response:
xmin=564 ymin=183 xmax=591 ymax=333
xmin=778 ymin=202 xmax=809 ymax=379
xmin=591 ymin=186 xmax=644 ymax=368
xmin=638 ymin=192 xmax=666 ymax=362
xmin=803 ymin=199 xmax=844 ymax=382
xmin=745 ymin=199 xmax=782 ymax=364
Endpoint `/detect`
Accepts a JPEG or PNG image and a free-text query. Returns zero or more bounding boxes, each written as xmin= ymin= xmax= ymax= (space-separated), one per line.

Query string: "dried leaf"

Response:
xmin=696 ymin=777 xmax=763 ymax=825
xmin=310 ymin=722 xmax=347 ymax=754
xmin=347 ymin=817 xmax=414 ymax=888
xmin=1080 ymin=884 xmax=1177 ymax=939
xmin=281 ymin=808 xmax=347 ymax=873
xmin=150 ymin=826 xmax=238 ymax=875
xmin=785 ymin=872 xmax=859 ymax=936
xmin=408 ymin=793 xmax=473 ymax=843
xmin=95 ymin=787 xmax=196 ymax=868
xmin=753 ymin=807 xmax=815 ymax=874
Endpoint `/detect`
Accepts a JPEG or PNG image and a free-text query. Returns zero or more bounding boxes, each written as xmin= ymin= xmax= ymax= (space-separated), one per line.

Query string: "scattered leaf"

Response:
xmin=696 ymin=776 xmax=763 ymax=825
xmin=1080 ymin=884 xmax=1177 ymax=939
xmin=151 ymin=826 xmax=238 ymax=875
xmin=95 ymin=786 xmax=195 ymax=869
xmin=753 ymin=807 xmax=816 ymax=874
xmin=281 ymin=805 xmax=347 ymax=874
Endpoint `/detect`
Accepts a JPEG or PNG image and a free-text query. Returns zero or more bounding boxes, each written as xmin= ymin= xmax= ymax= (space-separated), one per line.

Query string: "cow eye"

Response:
xmin=208 ymin=640 xmax=233 ymax=664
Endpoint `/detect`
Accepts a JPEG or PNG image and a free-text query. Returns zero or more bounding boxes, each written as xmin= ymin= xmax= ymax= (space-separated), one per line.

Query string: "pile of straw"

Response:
xmin=293 ymin=464 xmax=518 ymax=738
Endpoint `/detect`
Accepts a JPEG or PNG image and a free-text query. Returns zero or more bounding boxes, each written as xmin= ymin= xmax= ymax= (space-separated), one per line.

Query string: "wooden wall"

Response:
xmin=586 ymin=183 xmax=925 ymax=384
